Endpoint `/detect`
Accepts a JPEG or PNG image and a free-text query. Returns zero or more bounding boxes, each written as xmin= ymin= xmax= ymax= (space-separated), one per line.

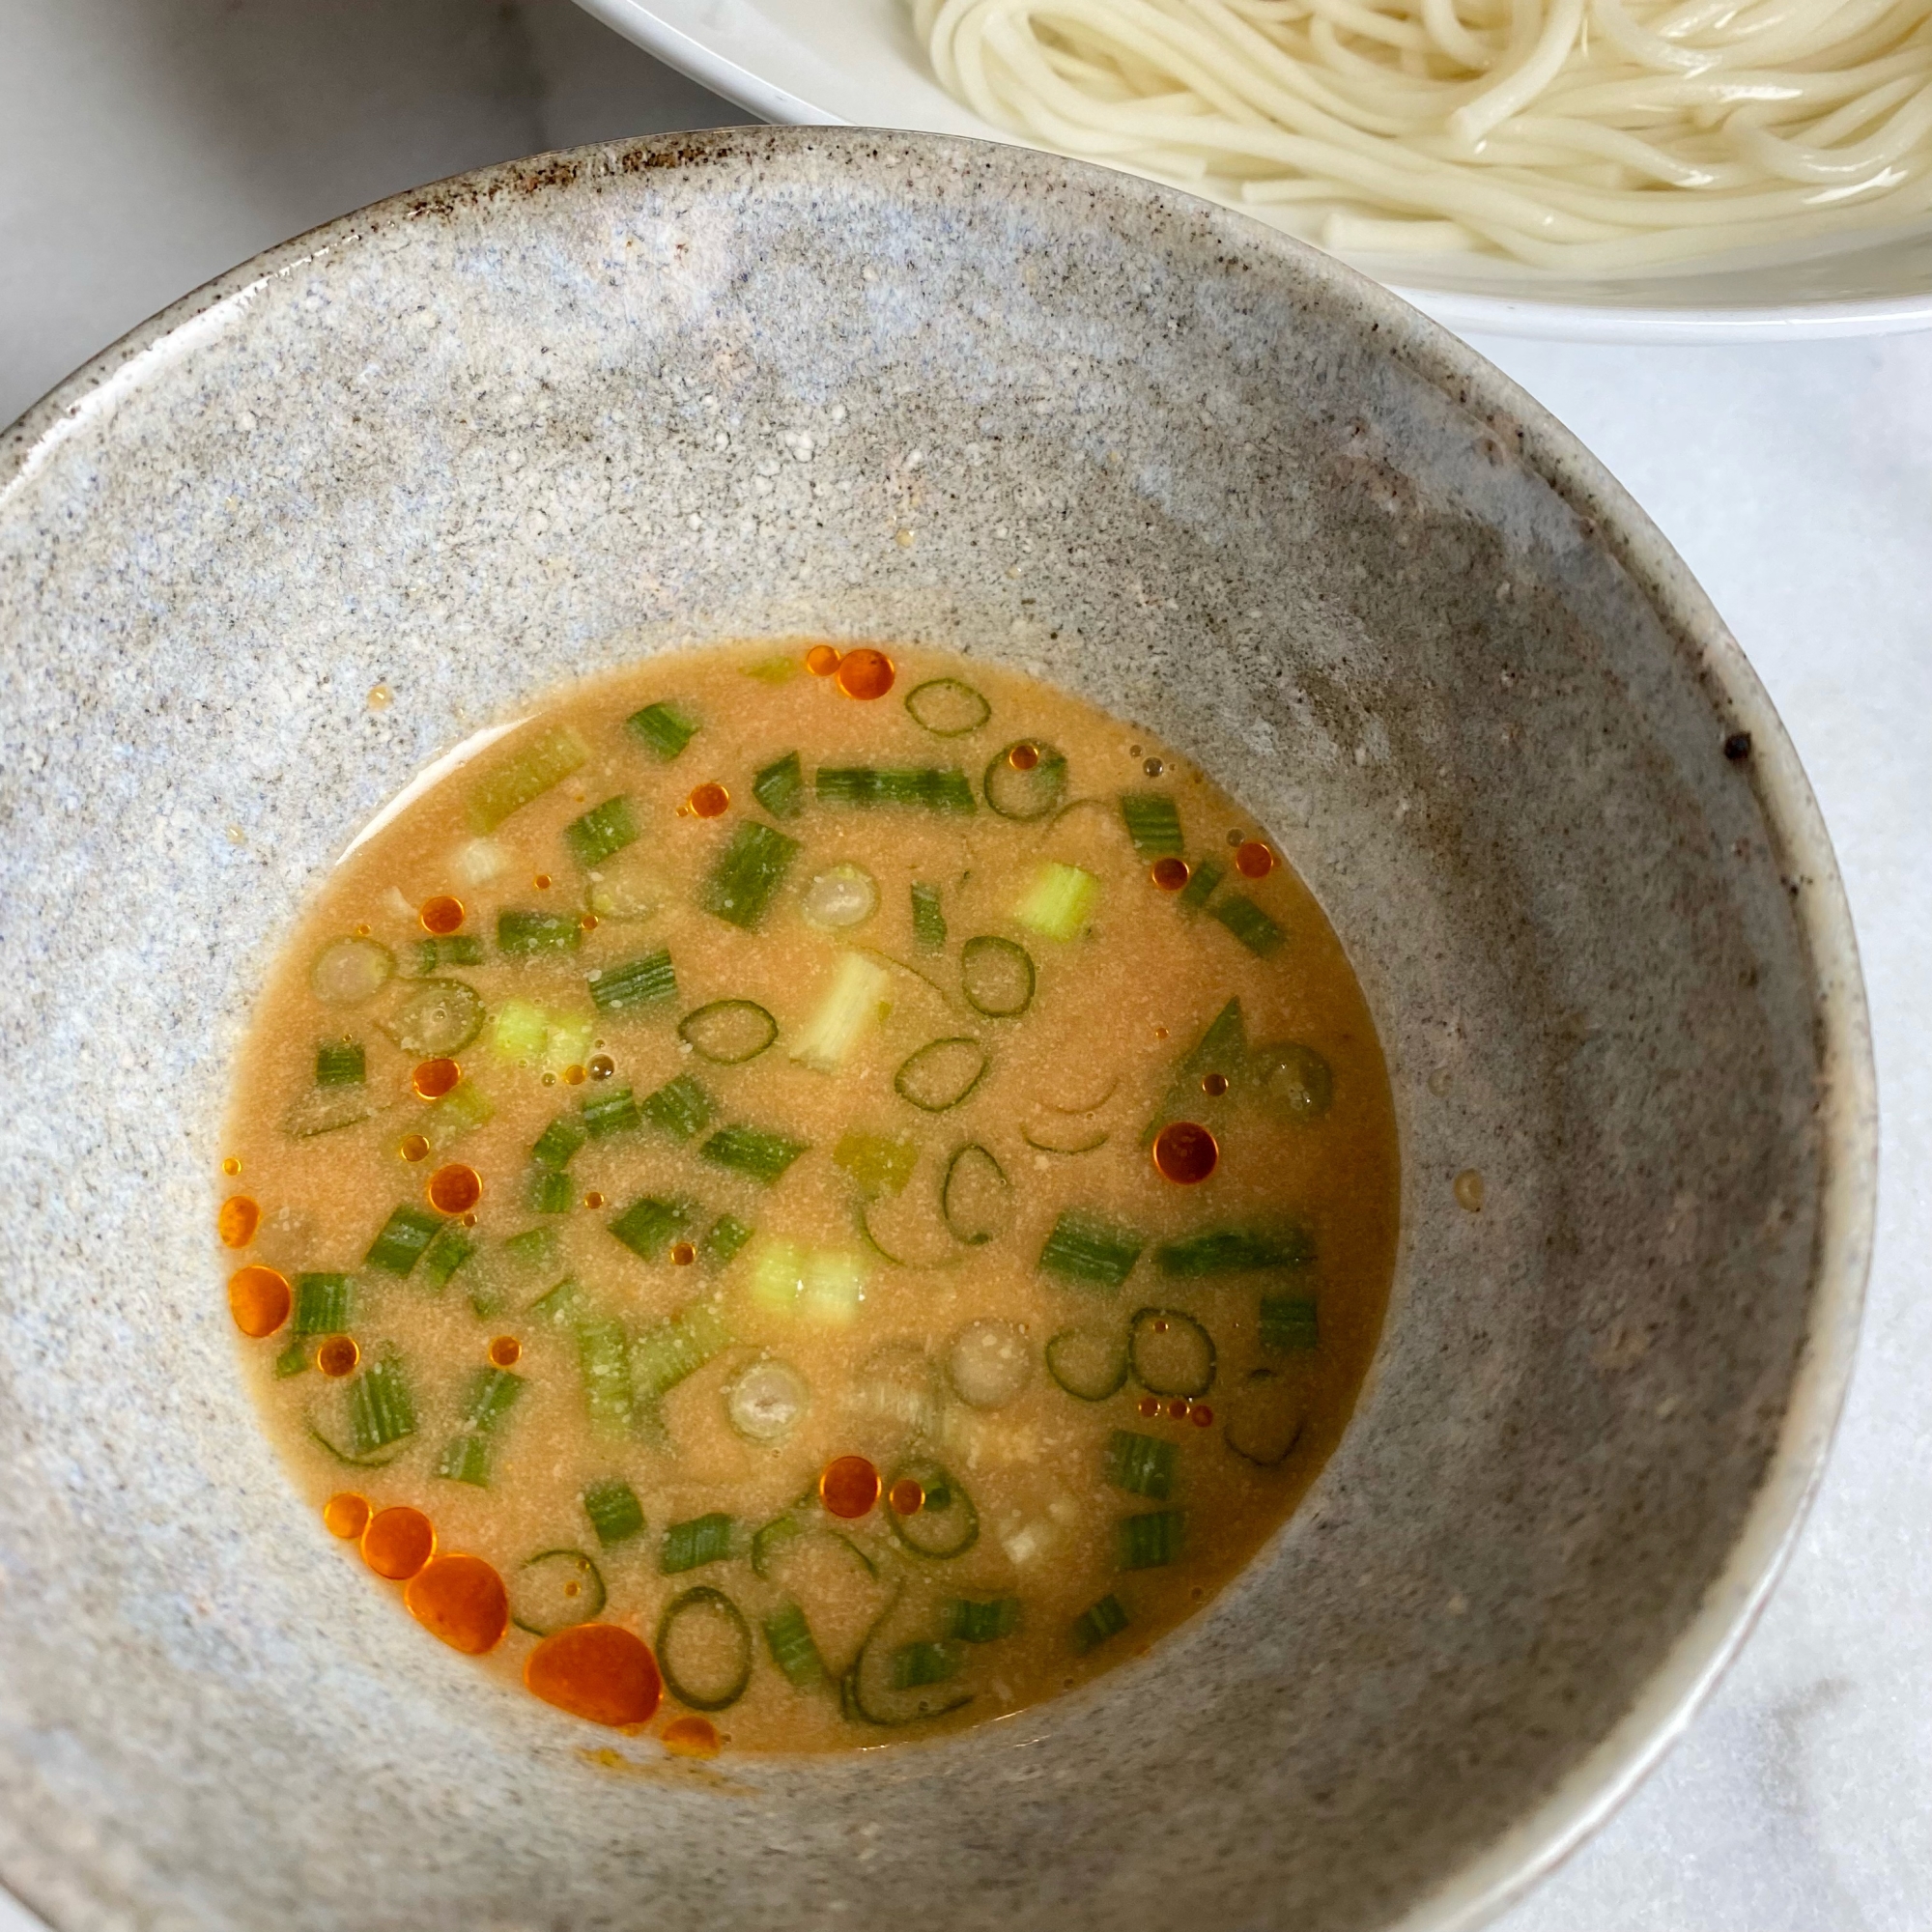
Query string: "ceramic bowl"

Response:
xmin=0 ymin=128 xmax=1873 ymax=1932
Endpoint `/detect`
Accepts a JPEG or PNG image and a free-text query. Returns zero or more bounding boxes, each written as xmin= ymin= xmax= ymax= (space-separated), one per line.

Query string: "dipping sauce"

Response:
xmin=219 ymin=642 xmax=1397 ymax=1747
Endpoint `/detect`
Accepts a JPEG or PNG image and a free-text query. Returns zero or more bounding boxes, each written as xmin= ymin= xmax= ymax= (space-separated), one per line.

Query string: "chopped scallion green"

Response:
xmin=660 ymin=1512 xmax=734 ymax=1575
xmin=1260 ymin=1294 xmax=1320 ymax=1351
xmin=411 ymin=935 xmax=485 ymax=973
xmin=1209 ymin=894 xmax=1285 ymax=957
xmin=633 ymin=1298 xmax=731 ymax=1402
xmin=904 ymin=677 xmax=991 ymax=737
xmin=582 ymin=1478 xmax=645 ymax=1547
xmin=586 ymin=948 xmax=676 ymax=1014
xmin=436 ymin=1433 xmax=492 ymax=1488
xmin=1013 ymin=862 xmax=1100 ymax=942
xmin=528 ymin=1275 xmax=581 ymax=1326
xmin=1155 ymin=1227 xmax=1315 ymax=1275
xmin=608 ymin=1194 xmax=691 ymax=1262
xmin=531 ymin=1112 xmax=589 ymax=1170
xmin=293 ymin=1272 xmax=352 ymax=1335
xmin=364 ymin=1204 xmax=443 ymax=1278
xmin=423 ymin=1076 xmax=494 ymax=1152
xmin=1038 ymin=1209 xmax=1144 ymax=1290
xmin=703 ymin=1212 xmax=754 ymax=1266
xmin=891 ymin=1641 xmax=962 ymax=1690
xmin=627 ymin=699 xmax=699 ymax=761
xmin=944 ymin=1597 xmax=1021 ymax=1644
xmin=1177 ymin=859 xmax=1224 ymax=910
xmin=700 ymin=1125 xmax=810 ymax=1185
xmin=752 ymin=750 xmax=805 ymax=819
xmin=462 ymin=1365 xmax=525 ymax=1433
xmin=497 ymin=908 xmax=582 ymax=956
xmin=763 ymin=1599 xmax=826 ymax=1689
xmin=789 ymin=951 xmax=890 ymax=1071
xmin=698 ymin=820 xmax=800 ymax=929
xmin=563 ymin=795 xmax=639 ymax=868
xmin=1071 ymin=1593 xmax=1129 ymax=1654
xmin=833 ymin=1130 xmax=918 ymax=1199
xmin=526 ymin=1165 xmax=575 ymax=1214
xmin=577 ymin=1320 xmax=631 ymax=1435
xmin=1120 ymin=792 xmax=1183 ymax=857
xmin=416 ymin=1224 xmax=474 ymax=1293
xmin=314 ymin=1038 xmax=365 ymax=1087
xmin=468 ymin=724 xmax=590 ymax=834
xmin=581 ymin=1084 xmax=641 ymax=1138
xmin=348 ymin=1351 xmax=416 ymax=1456
xmin=1105 ymin=1430 xmax=1176 ymax=1500
xmin=910 ymin=882 xmax=947 ymax=951
xmin=641 ymin=1072 xmax=714 ymax=1141
xmin=1118 ymin=1510 xmax=1186 ymax=1571
xmin=816 ymin=767 xmax=976 ymax=812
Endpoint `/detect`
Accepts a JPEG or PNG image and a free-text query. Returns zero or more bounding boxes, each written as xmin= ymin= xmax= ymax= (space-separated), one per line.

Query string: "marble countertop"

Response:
xmin=1 ymin=4 xmax=1924 ymax=1926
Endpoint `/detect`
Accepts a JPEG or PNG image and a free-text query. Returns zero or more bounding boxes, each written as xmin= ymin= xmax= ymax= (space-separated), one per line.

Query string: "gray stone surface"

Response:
xmin=0 ymin=128 xmax=1873 ymax=1932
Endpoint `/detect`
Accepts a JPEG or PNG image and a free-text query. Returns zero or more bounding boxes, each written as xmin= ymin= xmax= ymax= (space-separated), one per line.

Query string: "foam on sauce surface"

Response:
xmin=220 ymin=642 xmax=1398 ymax=1749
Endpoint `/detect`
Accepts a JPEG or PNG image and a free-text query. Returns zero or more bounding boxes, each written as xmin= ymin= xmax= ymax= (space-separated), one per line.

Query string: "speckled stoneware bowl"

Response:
xmin=0 ymin=128 xmax=1873 ymax=1932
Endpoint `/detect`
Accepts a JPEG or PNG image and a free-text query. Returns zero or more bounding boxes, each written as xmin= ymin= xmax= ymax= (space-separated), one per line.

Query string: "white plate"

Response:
xmin=572 ymin=0 xmax=1932 ymax=342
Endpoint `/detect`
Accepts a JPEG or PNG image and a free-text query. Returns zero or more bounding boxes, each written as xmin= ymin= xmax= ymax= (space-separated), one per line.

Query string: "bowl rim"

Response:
xmin=0 ymin=126 xmax=1879 ymax=1932
xmin=567 ymin=0 xmax=1932 ymax=345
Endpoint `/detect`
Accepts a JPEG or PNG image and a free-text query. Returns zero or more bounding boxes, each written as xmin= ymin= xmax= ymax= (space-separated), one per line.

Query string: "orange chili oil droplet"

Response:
xmin=406 ymin=1552 xmax=509 ymax=1656
xmin=220 ymin=1155 xmax=242 ymax=1177
xmin=686 ymin=782 xmax=730 ymax=819
xmin=412 ymin=1057 xmax=461 ymax=1099
xmin=1201 ymin=1071 xmax=1230 ymax=1096
xmin=583 ymin=1191 xmax=606 ymax=1211
xmin=354 ymin=923 xmax=372 ymax=938
xmin=562 ymin=1064 xmax=586 ymax=1085
xmin=217 ymin=1195 xmax=260 ymax=1249
xmin=1169 ymin=1398 xmax=1191 ymax=1421
xmin=1151 ymin=1121 xmax=1220 ymax=1184
xmin=1137 ymin=1396 xmax=1161 ymax=1419
xmin=669 ymin=1241 xmax=696 ymax=1267
xmin=428 ymin=1163 xmax=482 ymax=1215
xmin=419 ymin=895 xmax=465 ymax=934
xmin=361 ymin=1505 xmax=436 ymax=1581
xmin=663 ymin=1715 xmax=722 ymax=1759
xmin=588 ymin=1055 xmax=615 ymax=1079
xmin=1150 ymin=857 xmax=1190 ymax=893
xmin=488 ymin=1335 xmax=522 ymax=1369
xmin=1190 ymin=1405 xmax=1214 ymax=1429
xmin=889 ymin=1478 xmax=925 ymax=1518
xmin=323 ymin=1492 xmax=371 ymax=1540
xmin=1235 ymin=840 xmax=1276 ymax=879
xmin=1008 ymin=742 xmax=1041 ymax=772
xmin=805 ymin=644 xmax=841 ymax=678
xmin=580 ymin=913 xmax=599 ymax=932
xmin=526 ymin=1623 xmax=663 ymax=1728
xmin=227 ymin=1264 xmax=291 ymax=1339
xmin=819 ymin=1455 xmax=882 ymax=1520
xmin=399 ymin=1133 xmax=431 ymax=1163
xmin=834 ymin=647 xmax=895 ymax=700
xmin=317 ymin=1335 xmax=360 ymax=1378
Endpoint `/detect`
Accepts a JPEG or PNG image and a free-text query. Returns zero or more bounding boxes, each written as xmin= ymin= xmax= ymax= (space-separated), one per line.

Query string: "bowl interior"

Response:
xmin=0 ymin=128 xmax=1870 ymax=1932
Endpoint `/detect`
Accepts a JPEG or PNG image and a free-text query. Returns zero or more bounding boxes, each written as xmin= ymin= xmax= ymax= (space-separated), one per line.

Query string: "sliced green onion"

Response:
xmin=563 ymin=795 xmax=639 ymax=868
xmin=703 ymin=1213 xmax=753 ymax=1266
xmin=1120 ymin=792 xmax=1183 ymax=857
xmin=887 ymin=1461 xmax=979 ymax=1559
xmin=584 ymin=850 xmax=667 ymax=922
xmin=608 ymin=1193 xmax=691 ymax=1262
xmin=626 ymin=699 xmax=699 ymax=761
xmin=894 ymin=1037 xmax=988 ymax=1112
xmin=1210 ymin=894 xmax=1285 ymax=957
xmin=941 ymin=1143 xmax=1012 ymax=1245
xmin=891 ymin=1641 xmax=961 ymax=1690
xmin=410 ymin=935 xmax=485 ymax=973
xmin=656 ymin=1585 xmax=753 ymax=1710
xmin=497 ymin=908 xmax=582 ymax=956
xmin=642 ymin=1072 xmax=714 ymax=1141
xmin=1118 ymin=1509 xmax=1186 ymax=1571
xmin=1130 ymin=1307 xmax=1216 ymax=1397
xmin=1021 ymin=1124 xmax=1110 ymax=1155
xmin=726 ymin=1357 xmax=809 ymax=1443
xmin=293 ymin=1271 xmax=353 ymax=1335
xmin=834 ymin=1130 xmax=919 ymax=1199
xmin=1105 ymin=1429 xmax=1177 ymax=1500
xmin=1177 ymin=859 xmax=1224 ymax=910
xmin=633 ymin=1298 xmax=731 ymax=1403
xmin=1225 ymin=1368 xmax=1306 ymax=1466
xmin=582 ymin=1478 xmax=645 ymax=1547
xmin=527 ymin=1275 xmax=580 ymax=1326
xmin=698 ymin=820 xmax=800 ymax=929
xmin=982 ymin=742 xmax=1068 ymax=819
xmin=586 ymin=948 xmax=676 ymax=1014
xmin=364 ymin=1204 xmax=443 ymax=1278
xmin=660 ymin=1514 xmax=735 ymax=1576
xmin=910 ymin=882 xmax=947 ymax=952
xmin=531 ymin=1112 xmax=588 ymax=1170
xmin=315 ymin=1038 xmax=366 ymax=1088
xmin=789 ymin=952 xmax=890 ymax=1070
xmin=1071 ymin=1593 xmax=1129 ymax=1655
xmin=468 ymin=724 xmax=589 ymax=833
xmin=417 ymin=1224 xmax=474 ymax=1293
xmin=1155 ymin=1227 xmax=1315 ymax=1276
xmin=348 ymin=1350 xmax=416 ymax=1456
xmin=751 ymin=1513 xmax=805 ymax=1578
xmin=905 ymin=677 xmax=991 ymax=736
xmin=422 ymin=1076 xmax=494 ymax=1152
xmin=1038 ymin=1209 xmax=1144 ymax=1290
xmin=526 ymin=1165 xmax=575 ymax=1214
xmin=1045 ymin=1325 xmax=1129 ymax=1400
xmin=435 ymin=1433 xmax=492 ymax=1488
xmin=944 ymin=1597 xmax=1021 ymax=1644
xmin=1142 ymin=997 xmax=1247 ymax=1146
xmin=1260 ymin=1294 xmax=1320 ymax=1352
xmin=488 ymin=997 xmax=551 ymax=1065
xmin=1013 ymin=862 xmax=1099 ymax=942
xmin=277 ymin=1338 xmax=310 ymax=1378
xmin=746 ymin=1239 xmax=867 ymax=1323
xmin=679 ymin=999 xmax=778 ymax=1064
xmin=1251 ymin=1042 xmax=1335 ymax=1122
xmin=510 ymin=1548 xmax=607 ymax=1635
xmin=859 ymin=1195 xmax=961 ymax=1271
xmin=283 ymin=1085 xmax=378 ymax=1139
xmin=816 ymin=766 xmax=976 ymax=812
xmin=310 ymin=935 xmax=394 ymax=1007
xmin=501 ymin=1225 xmax=559 ymax=1278
xmin=752 ymin=749 xmax=805 ymax=819
xmin=581 ymin=1084 xmax=641 ymax=1139
xmin=379 ymin=981 xmax=481 ymax=1059
xmin=959 ymin=936 xmax=1035 ymax=1017
xmin=841 ymin=1592 xmax=973 ymax=1726
xmin=461 ymin=1366 xmax=525 ymax=1433
xmin=700 ymin=1125 xmax=810 ymax=1184
xmin=763 ymin=1599 xmax=826 ymax=1689
xmin=577 ymin=1320 xmax=631 ymax=1435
